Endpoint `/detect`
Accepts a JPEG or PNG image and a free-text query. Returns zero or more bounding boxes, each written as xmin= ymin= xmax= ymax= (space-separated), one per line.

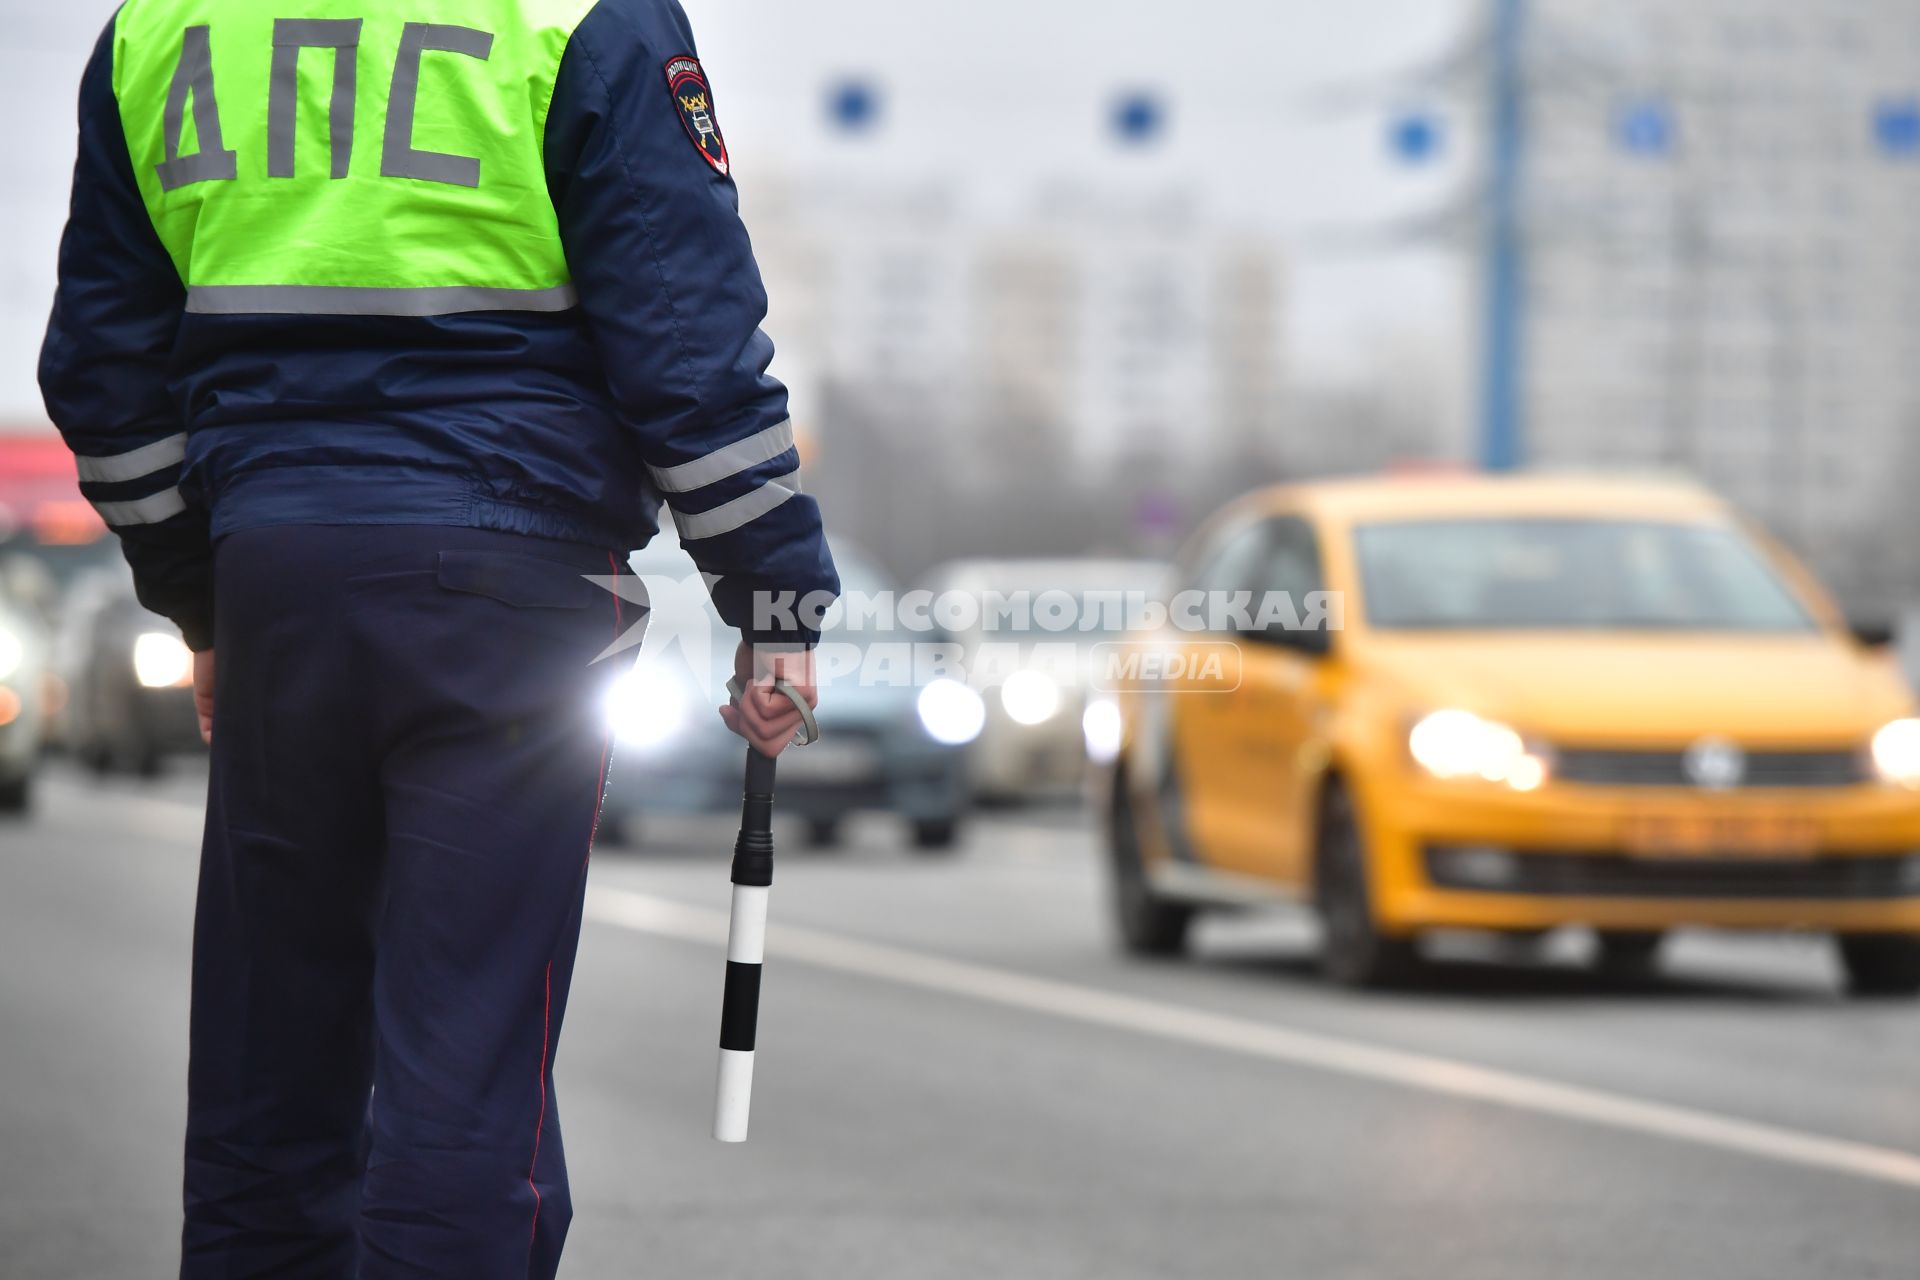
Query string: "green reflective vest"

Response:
xmin=111 ymin=0 xmax=600 ymax=315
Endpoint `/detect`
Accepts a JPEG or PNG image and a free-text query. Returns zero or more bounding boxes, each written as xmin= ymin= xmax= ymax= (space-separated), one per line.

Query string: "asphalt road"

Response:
xmin=2 ymin=764 xmax=1918 ymax=1280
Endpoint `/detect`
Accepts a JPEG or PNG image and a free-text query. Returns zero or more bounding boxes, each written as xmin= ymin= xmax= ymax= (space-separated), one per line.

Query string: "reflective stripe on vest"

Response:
xmin=112 ymin=0 xmax=600 ymax=315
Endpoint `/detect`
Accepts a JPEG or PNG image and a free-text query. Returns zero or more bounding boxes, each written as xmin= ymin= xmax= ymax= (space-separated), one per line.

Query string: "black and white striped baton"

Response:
xmin=715 ymin=676 xmax=818 ymax=1144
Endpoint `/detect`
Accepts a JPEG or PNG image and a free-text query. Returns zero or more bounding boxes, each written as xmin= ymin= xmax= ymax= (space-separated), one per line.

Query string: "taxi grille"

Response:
xmin=1553 ymin=748 xmax=1866 ymax=789
xmin=1425 ymin=847 xmax=1919 ymax=900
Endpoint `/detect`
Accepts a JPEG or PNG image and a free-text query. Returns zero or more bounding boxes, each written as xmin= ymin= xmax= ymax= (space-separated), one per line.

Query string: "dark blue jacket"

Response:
xmin=40 ymin=0 xmax=836 ymax=649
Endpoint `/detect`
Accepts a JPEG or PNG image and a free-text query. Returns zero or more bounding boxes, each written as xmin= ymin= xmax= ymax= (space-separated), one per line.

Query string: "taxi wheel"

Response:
xmin=1108 ymin=775 xmax=1192 ymax=957
xmin=1315 ymin=784 xmax=1419 ymax=989
xmin=1838 ymin=935 xmax=1920 ymax=997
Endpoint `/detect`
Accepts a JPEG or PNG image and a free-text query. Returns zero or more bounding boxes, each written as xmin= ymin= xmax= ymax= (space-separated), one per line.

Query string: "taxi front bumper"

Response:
xmin=1359 ymin=775 xmax=1920 ymax=935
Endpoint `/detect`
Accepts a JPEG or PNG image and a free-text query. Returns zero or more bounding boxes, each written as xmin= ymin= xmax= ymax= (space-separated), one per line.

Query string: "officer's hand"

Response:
xmin=719 ymin=642 xmax=817 ymax=758
xmin=193 ymin=649 xmax=215 ymax=745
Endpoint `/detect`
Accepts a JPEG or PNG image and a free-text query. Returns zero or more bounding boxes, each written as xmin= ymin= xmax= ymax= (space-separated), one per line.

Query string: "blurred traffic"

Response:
xmin=601 ymin=535 xmax=971 ymax=851
xmin=6 ymin=1 xmax=1920 ymax=1276
xmin=925 ymin=557 xmax=1168 ymax=801
xmin=10 ymin=455 xmax=1920 ymax=997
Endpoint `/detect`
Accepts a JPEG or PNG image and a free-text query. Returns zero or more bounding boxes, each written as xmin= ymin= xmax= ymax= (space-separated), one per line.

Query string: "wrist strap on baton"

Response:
xmin=725 ymin=675 xmax=820 ymax=748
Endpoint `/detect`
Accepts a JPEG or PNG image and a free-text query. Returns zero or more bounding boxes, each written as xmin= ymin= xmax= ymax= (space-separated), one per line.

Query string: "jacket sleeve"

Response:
xmin=39 ymin=20 xmax=213 ymax=651
xmin=546 ymin=0 xmax=838 ymax=647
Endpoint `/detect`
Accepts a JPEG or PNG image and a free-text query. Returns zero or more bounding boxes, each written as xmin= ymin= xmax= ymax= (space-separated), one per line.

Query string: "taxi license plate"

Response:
xmin=1622 ymin=812 xmax=1821 ymax=859
xmin=777 ymin=738 xmax=880 ymax=784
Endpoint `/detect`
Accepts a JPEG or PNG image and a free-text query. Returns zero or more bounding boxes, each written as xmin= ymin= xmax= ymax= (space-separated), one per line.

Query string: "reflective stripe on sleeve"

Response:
xmin=92 ymin=488 xmax=189 ymax=527
xmin=74 ymin=434 xmax=188 ymax=484
xmin=649 ymin=420 xmax=795 ymax=495
xmin=672 ymin=475 xmax=800 ymax=542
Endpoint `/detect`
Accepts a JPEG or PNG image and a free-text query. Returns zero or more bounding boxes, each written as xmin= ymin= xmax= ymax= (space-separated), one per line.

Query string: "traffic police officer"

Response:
xmin=39 ymin=0 xmax=837 ymax=1276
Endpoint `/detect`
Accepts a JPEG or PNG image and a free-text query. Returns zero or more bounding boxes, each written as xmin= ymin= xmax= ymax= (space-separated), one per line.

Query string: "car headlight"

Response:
xmin=918 ymin=678 xmax=986 ymax=746
xmin=1082 ymin=698 xmax=1123 ymax=765
xmin=133 ymin=631 xmax=193 ymax=689
xmin=1870 ymin=719 xmax=1920 ymax=788
xmin=604 ymin=662 xmax=695 ymax=750
xmin=1409 ymin=709 xmax=1552 ymax=791
xmin=0 ymin=627 xmax=21 ymax=682
xmin=1001 ymin=670 xmax=1062 ymax=726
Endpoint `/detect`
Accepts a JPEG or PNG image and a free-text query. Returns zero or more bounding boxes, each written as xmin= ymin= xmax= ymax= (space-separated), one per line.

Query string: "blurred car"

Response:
xmin=927 ymin=557 xmax=1168 ymax=802
xmin=0 ymin=585 xmax=50 ymax=813
xmin=54 ymin=566 xmax=202 ymax=776
xmin=1104 ymin=474 xmax=1920 ymax=996
xmin=598 ymin=537 xmax=973 ymax=851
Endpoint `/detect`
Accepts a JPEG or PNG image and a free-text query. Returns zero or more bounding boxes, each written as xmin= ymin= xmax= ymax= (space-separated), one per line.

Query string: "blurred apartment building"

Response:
xmin=747 ymin=174 xmax=1286 ymax=510
xmin=1518 ymin=0 xmax=1920 ymax=604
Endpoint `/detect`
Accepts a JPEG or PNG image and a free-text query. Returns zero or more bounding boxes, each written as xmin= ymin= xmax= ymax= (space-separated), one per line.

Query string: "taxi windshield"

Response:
xmin=1354 ymin=517 xmax=1819 ymax=632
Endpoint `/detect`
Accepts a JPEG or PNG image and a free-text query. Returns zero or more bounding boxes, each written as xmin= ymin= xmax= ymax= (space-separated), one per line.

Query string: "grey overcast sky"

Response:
xmin=0 ymin=0 xmax=1472 ymax=423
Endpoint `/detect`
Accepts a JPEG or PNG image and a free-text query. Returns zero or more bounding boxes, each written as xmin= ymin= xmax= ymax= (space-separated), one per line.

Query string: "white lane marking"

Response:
xmin=588 ymin=886 xmax=1920 ymax=1192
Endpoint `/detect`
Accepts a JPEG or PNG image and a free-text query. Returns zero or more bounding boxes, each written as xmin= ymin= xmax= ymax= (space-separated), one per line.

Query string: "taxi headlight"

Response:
xmin=0 ymin=626 xmax=21 ymax=682
xmin=1409 ymin=709 xmax=1552 ymax=791
xmin=605 ymin=661 xmax=694 ymax=750
xmin=1870 ymin=718 xmax=1920 ymax=788
xmin=132 ymin=631 xmax=193 ymax=689
xmin=918 ymin=678 xmax=986 ymax=746
xmin=1001 ymin=670 xmax=1062 ymax=726
xmin=1082 ymin=698 xmax=1123 ymax=765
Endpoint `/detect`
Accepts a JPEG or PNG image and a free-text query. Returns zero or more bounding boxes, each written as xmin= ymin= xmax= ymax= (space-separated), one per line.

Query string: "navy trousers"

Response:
xmin=182 ymin=525 xmax=625 ymax=1280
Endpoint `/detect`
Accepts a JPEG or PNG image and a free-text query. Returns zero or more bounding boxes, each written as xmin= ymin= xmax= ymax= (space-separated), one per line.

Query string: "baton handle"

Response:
xmin=716 ymin=747 xmax=776 ymax=1142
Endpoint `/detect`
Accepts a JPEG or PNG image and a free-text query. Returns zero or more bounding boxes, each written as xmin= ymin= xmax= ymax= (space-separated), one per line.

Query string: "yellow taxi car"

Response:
xmin=1102 ymin=474 xmax=1920 ymax=994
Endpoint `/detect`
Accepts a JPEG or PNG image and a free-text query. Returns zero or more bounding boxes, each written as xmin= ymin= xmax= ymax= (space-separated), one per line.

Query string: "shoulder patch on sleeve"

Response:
xmin=664 ymin=55 xmax=729 ymax=176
